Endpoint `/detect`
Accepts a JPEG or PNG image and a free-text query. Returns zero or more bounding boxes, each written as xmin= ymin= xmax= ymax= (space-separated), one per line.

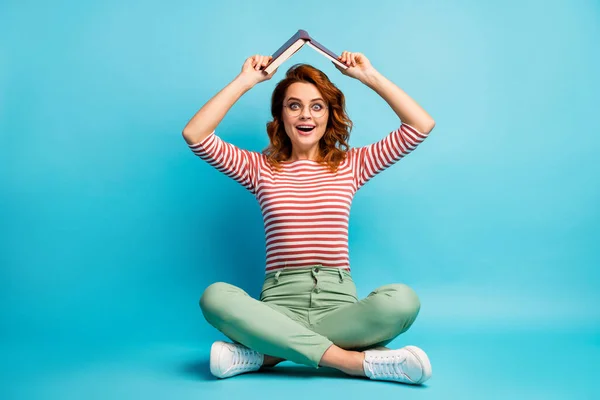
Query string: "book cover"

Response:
xmin=263 ymin=29 xmax=348 ymax=74
xmin=263 ymin=30 xmax=310 ymax=74
xmin=270 ymin=29 xmax=311 ymax=61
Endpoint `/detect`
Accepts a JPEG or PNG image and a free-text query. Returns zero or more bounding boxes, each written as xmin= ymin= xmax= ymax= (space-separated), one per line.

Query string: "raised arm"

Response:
xmin=182 ymin=54 xmax=278 ymax=145
xmin=334 ymin=51 xmax=436 ymax=191
xmin=334 ymin=51 xmax=435 ymax=134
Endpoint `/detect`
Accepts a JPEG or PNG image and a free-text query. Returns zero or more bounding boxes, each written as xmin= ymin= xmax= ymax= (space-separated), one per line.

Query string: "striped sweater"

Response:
xmin=188 ymin=123 xmax=429 ymax=273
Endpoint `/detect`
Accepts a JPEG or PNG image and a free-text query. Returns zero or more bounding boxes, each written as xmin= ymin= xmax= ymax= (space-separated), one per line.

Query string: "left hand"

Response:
xmin=333 ymin=51 xmax=377 ymax=82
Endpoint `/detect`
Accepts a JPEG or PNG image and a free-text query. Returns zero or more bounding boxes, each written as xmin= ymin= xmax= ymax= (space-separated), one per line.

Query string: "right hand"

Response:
xmin=238 ymin=54 xmax=278 ymax=87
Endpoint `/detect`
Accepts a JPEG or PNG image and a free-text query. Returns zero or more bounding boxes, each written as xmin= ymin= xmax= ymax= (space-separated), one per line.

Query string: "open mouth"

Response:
xmin=296 ymin=125 xmax=315 ymax=135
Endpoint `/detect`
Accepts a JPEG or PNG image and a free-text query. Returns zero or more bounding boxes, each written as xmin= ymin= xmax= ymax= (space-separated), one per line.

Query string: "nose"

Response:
xmin=299 ymin=105 xmax=312 ymax=119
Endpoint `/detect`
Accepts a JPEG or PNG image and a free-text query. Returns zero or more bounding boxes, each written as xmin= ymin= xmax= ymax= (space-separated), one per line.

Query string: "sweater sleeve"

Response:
xmin=187 ymin=131 xmax=261 ymax=195
xmin=349 ymin=122 xmax=430 ymax=191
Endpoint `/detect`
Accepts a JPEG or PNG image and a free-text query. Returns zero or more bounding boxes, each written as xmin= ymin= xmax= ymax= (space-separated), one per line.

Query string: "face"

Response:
xmin=281 ymin=82 xmax=329 ymax=157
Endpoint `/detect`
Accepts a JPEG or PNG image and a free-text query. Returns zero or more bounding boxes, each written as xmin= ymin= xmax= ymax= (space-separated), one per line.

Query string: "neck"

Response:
xmin=287 ymin=148 xmax=320 ymax=162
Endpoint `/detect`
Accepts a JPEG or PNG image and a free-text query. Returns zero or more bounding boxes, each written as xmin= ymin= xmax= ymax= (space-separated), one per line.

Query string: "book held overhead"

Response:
xmin=263 ymin=29 xmax=349 ymax=74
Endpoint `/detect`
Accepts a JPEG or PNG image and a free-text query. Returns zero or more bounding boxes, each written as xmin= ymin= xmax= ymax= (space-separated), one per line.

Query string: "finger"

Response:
xmin=254 ymin=55 xmax=260 ymax=70
xmin=263 ymin=55 xmax=272 ymax=69
xmin=255 ymin=55 xmax=261 ymax=70
xmin=262 ymin=55 xmax=272 ymax=69
xmin=355 ymin=53 xmax=364 ymax=66
xmin=255 ymin=54 xmax=262 ymax=70
xmin=351 ymin=53 xmax=357 ymax=67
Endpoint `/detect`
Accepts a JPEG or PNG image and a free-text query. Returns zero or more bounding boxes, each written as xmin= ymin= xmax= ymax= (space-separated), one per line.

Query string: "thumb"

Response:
xmin=332 ymin=62 xmax=346 ymax=73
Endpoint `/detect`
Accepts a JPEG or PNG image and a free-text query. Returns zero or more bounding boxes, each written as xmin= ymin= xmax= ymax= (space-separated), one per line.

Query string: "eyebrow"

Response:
xmin=286 ymin=97 xmax=324 ymax=102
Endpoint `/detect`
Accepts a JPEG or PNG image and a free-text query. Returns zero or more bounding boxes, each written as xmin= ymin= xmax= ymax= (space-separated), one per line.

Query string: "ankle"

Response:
xmin=346 ymin=351 xmax=367 ymax=377
xmin=319 ymin=345 xmax=368 ymax=377
xmin=262 ymin=354 xmax=285 ymax=368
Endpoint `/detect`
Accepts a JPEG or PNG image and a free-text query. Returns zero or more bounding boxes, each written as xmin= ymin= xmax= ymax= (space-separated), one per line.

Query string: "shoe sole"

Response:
xmin=404 ymin=345 xmax=432 ymax=384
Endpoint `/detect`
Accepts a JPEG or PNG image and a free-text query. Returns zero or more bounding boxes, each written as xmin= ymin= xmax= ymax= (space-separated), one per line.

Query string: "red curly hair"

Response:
xmin=263 ymin=64 xmax=353 ymax=173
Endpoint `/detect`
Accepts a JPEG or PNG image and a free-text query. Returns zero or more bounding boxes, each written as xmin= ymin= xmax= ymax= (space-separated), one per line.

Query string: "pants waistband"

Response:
xmin=265 ymin=265 xmax=351 ymax=284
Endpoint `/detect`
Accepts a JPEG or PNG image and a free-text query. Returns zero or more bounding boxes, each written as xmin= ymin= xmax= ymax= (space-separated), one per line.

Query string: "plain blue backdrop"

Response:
xmin=1 ymin=0 xmax=599 ymax=398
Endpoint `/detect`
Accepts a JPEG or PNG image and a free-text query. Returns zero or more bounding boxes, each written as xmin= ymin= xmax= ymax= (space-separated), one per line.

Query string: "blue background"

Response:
xmin=2 ymin=0 xmax=599 ymax=398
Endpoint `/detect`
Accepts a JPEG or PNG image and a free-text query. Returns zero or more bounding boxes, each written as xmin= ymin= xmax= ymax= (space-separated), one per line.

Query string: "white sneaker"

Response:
xmin=369 ymin=346 xmax=391 ymax=351
xmin=363 ymin=345 xmax=432 ymax=385
xmin=209 ymin=341 xmax=264 ymax=379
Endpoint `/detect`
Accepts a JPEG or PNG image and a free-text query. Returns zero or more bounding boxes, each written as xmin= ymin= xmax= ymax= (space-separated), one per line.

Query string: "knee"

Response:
xmin=199 ymin=282 xmax=235 ymax=317
xmin=371 ymin=283 xmax=421 ymax=320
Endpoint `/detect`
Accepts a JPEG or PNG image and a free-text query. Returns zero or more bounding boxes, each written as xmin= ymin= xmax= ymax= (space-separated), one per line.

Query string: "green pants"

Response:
xmin=200 ymin=265 xmax=420 ymax=369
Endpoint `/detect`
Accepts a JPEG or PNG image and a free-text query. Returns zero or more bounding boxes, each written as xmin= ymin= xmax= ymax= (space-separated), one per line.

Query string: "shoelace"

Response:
xmin=230 ymin=345 xmax=263 ymax=371
xmin=368 ymin=352 xmax=411 ymax=380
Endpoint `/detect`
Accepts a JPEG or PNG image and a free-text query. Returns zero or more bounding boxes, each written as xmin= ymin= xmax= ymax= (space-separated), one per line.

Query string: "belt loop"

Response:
xmin=338 ymin=268 xmax=344 ymax=283
xmin=275 ymin=262 xmax=286 ymax=283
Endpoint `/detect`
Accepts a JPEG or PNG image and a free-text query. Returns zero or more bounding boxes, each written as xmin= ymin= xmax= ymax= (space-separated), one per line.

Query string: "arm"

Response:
xmin=361 ymin=70 xmax=435 ymax=134
xmin=334 ymin=51 xmax=435 ymax=191
xmin=182 ymin=54 xmax=277 ymax=145
xmin=183 ymin=54 xmax=280 ymax=195
xmin=182 ymin=76 xmax=253 ymax=145
xmin=335 ymin=51 xmax=436 ymax=134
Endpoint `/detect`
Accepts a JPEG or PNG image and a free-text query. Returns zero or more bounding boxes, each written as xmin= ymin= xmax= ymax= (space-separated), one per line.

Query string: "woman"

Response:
xmin=182 ymin=51 xmax=436 ymax=384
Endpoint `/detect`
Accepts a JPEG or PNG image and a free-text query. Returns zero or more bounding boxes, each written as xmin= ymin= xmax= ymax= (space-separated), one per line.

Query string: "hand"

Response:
xmin=333 ymin=51 xmax=377 ymax=82
xmin=238 ymin=54 xmax=278 ymax=87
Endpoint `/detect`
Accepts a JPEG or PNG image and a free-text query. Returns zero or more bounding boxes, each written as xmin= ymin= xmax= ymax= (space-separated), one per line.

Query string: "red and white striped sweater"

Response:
xmin=188 ymin=123 xmax=429 ymax=274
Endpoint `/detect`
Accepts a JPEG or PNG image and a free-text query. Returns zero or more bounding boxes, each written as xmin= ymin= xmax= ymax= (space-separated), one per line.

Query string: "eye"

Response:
xmin=312 ymin=103 xmax=324 ymax=111
xmin=289 ymin=102 xmax=300 ymax=110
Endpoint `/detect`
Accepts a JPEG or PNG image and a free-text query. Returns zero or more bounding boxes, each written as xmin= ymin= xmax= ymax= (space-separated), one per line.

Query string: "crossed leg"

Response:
xmin=201 ymin=282 xmax=420 ymax=375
